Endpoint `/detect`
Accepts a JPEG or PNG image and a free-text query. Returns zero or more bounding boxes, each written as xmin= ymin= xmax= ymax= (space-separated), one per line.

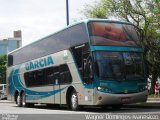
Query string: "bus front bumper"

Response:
xmin=94 ymin=90 xmax=148 ymax=105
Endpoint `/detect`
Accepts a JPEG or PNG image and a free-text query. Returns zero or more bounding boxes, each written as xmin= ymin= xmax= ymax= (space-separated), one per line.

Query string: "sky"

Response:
xmin=0 ymin=0 xmax=95 ymax=46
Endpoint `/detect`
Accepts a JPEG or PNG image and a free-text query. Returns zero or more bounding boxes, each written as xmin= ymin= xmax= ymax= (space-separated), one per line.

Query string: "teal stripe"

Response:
xmin=90 ymin=46 xmax=143 ymax=52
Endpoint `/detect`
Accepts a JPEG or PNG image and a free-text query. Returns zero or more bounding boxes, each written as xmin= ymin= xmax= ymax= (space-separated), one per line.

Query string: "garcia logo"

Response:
xmin=25 ymin=56 xmax=54 ymax=71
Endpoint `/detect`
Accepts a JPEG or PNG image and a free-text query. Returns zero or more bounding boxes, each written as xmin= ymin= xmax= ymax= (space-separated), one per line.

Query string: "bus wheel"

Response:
xmin=70 ymin=90 xmax=79 ymax=111
xmin=22 ymin=92 xmax=34 ymax=107
xmin=16 ymin=92 xmax=22 ymax=107
xmin=22 ymin=92 xmax=27 ymax=107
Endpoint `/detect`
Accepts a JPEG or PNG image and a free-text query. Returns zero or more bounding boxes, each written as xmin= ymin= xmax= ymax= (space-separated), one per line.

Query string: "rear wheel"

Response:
xmin=22 ymin=92 xmax=27 ymax=107
xmin=70 ymin=90 xmax=79 ymax=111
xmin=16 ymin=93 xmax=22 ymax=107
xmin=22 ymin=92 xmax=34 ymax=107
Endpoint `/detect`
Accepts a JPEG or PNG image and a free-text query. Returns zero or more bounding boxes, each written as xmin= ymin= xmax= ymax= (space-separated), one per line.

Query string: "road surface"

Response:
xmin=0 ymin=101 xmax=160 ymax=120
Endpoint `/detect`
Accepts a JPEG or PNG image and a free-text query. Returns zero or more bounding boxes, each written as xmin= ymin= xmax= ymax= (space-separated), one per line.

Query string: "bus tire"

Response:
xmin=70 ymin=90 xmax=79 ymax=111
xmin=22 ymin=92 xmax=34 ymax=107
xmin=22 ymin=92 xmax=27 ymax=107
xmin=16 ymin=92 xmax=22 ymax=107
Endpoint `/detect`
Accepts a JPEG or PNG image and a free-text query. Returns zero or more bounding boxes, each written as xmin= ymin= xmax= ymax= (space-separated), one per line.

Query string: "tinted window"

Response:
xmin=83 ymin=52 xmax=93 ymax=84
xmin=59 ymin=64 xmax=72 ymax=84
xmin=69 ymin=23 xmax=89 ymax=46
xmin=24 ymin=70 xmax=45 ymax=87
xmin=45 ymin=67 xmax=54 ymax=85
xmin=123 ymin=52 xmax=144 ymax=80
xmin=10 ymin=23 xmax=89 ymax=66
xmin=50 ymin=67 xmax=59 ymax=85
xmin=70 ymin=43 xmax=90 ymax=75
xmin=94 ymin=51 xmax=144 ymax=81
xmin=35 ymin=70 xmax=44 ymax=85
xmin=24 ymin=64 xmax=72 ymax=87
xmin=94 ymin=52 xmax=124 ymax=80
xmin=24 ymin=71 xmax=35 ymax=87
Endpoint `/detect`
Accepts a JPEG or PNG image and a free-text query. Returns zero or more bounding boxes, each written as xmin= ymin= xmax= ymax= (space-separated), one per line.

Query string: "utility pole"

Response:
xmin=66 ymin=0 xmax=69 ymax=25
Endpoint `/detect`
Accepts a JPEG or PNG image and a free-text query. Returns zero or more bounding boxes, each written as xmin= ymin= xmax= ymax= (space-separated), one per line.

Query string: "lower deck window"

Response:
xmin=24 ymin=64 xmax=72 ymax=87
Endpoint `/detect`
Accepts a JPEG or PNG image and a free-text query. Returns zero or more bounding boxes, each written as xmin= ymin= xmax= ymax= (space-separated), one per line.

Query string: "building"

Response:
xmin=0 ymin=30 xmax=22 ymax=55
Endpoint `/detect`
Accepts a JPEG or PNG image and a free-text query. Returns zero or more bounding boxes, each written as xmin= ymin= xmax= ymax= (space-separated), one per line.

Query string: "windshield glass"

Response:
xmin=124 ymin=52 xmax=144 ymax=80
xmin=94 ymin=52 xmax=144 ymax=80
xmin=94 ymin=52 xmax=124 ymax=80
xmin=88 ymin=22 xmax=140 ymax=46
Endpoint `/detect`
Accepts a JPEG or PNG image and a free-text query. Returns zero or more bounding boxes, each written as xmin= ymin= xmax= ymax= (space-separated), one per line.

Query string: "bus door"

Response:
xmin=83 ymin=52 xmax=93 ymax=84
xmin=53 ymin=68 xmax=61 ymax=104
xmin=70 ymin=43 xmax=90 ymax=77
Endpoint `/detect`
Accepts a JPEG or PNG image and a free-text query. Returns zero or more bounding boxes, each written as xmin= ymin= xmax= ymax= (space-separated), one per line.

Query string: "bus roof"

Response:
xmin=8 ymin=19 xmax=132 ymax=55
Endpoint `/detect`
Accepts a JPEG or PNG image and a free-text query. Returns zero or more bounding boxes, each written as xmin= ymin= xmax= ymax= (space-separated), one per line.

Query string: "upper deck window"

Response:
xmin=88 ymin=22 xmax=140 ymax=46
xmin=9 ymin=23 xmax=89 ymax=66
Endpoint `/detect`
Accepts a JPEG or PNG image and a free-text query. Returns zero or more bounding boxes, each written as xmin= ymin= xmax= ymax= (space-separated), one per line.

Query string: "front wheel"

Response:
xmin=70 ymin=90 xmax=79 ymax=111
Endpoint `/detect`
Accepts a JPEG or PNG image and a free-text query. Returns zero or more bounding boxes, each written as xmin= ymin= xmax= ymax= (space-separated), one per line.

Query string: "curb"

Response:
xmin=147 ymin=98 xmax=160 ymax=101
xmin=147 ymin=98 xmax=160 ymax=103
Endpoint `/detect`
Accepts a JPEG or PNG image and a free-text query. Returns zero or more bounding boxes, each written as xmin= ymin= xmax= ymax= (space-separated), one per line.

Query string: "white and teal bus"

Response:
xmin=7 ymin=19 xmax=148 ymax=110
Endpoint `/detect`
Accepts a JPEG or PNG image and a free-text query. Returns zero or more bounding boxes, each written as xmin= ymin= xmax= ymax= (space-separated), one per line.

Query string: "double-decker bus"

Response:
xmin=7 ymin=19 xmax=148 ymax=110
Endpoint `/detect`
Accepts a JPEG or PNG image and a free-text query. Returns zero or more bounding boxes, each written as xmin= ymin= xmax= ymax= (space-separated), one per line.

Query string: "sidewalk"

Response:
xmin=147 ymin=98 xmax=160 ymax=103
xmin=0 ymin=100 xmax=13 ymax=103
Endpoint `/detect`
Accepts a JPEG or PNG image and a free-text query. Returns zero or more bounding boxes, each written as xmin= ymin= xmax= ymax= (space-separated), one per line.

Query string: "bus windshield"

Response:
xmin=94 ymin=51 xmax=144 ymax=80
xmin=124 ymin=52 xmax=144 ymax=80
xmin=88 ymin=22 xmax=140 ymax=46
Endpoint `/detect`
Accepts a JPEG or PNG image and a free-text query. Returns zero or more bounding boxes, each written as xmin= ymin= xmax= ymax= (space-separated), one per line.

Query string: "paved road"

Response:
xmin=0 ymin=101 xmax=160 ymax=120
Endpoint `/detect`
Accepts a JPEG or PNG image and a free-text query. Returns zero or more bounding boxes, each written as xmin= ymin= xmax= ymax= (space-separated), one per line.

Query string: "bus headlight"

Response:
xmin=145 ymin=85 xmax=148 ymax=89
xmin=97 ymin=86 xmax=112 ymax=93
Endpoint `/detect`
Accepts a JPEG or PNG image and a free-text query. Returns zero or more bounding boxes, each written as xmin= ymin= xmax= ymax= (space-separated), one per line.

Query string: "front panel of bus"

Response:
xmin=87 ymin=21 xmax=148 ymax=105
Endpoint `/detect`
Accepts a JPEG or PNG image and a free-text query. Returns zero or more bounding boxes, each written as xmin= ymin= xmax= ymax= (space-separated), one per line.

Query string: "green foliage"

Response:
xmin=83 ymin=0 xmax=109 ymax=18
xmin=83 ymin=0 xmax=160 ymax=94
xmin=0 ymin=55 xmax=7 ymax=84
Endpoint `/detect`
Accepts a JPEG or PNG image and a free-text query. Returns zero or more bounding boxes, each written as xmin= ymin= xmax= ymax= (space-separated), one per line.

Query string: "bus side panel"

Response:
xmin=7 ymin=67 xmax=16 ymax=102
xmin=60 ymin=84 xmax=67 ymax=104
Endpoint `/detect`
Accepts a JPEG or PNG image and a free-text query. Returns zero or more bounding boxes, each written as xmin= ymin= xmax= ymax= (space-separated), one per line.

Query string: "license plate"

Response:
xmin=121 ymin=97 xmax=130 ymax=103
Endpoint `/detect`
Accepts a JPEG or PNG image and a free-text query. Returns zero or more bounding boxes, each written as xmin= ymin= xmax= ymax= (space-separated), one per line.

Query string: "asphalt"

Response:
xmin=1 ymin=98 xmax=160 ymax=103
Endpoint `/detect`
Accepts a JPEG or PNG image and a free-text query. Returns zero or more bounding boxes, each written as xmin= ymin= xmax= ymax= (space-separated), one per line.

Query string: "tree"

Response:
xmin=0 ymin=55 xmax=7 ymax=84
xmin=83 ymin=0 xmax=109 ymax=18
xmin=83 ymin=0 xmax=160 ymax=94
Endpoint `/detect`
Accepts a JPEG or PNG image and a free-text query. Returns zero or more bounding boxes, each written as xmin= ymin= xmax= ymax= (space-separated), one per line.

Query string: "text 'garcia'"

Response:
xmin=25 ymin=56 xmax=54 ymax=71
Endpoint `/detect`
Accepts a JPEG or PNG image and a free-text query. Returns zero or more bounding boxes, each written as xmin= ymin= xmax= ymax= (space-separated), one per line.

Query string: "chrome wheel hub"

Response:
xmin=71 ymin=94 xmax=77 ymax=108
